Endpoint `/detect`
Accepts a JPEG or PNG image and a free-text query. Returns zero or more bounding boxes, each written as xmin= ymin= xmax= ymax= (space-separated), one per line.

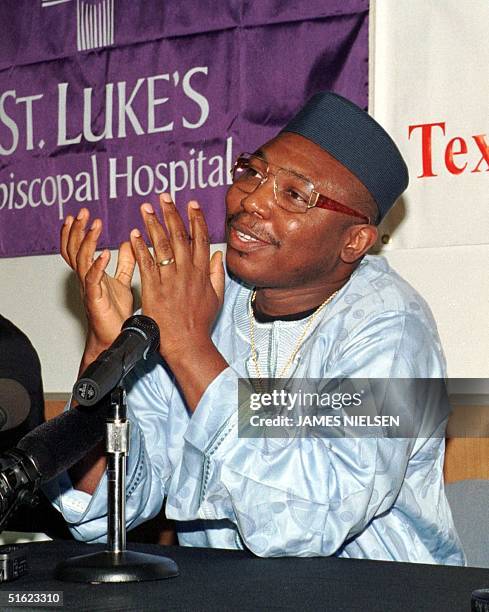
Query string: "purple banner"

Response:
xmin=0 ymin=0 xmax=368 ymax=257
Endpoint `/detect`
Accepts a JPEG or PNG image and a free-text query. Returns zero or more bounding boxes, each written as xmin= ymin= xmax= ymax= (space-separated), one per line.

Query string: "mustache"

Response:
xmin=226 ymin=213 xmax=280 ymax=246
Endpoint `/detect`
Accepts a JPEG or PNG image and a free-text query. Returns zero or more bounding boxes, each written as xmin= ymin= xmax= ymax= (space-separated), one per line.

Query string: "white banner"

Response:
xmin=371 ymin=0 xmax=489 ymax=250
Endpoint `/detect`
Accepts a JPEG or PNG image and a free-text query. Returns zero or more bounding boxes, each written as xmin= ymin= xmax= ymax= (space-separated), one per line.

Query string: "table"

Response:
xmin=0 ymin=540 xmax=487 ymax=611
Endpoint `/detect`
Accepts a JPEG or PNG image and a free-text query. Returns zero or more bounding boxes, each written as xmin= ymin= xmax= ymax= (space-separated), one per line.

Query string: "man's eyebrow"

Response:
xmin=253 ymin=148 xmax=267 ymax=159
xmin=251 ymin=148 xmax=312 ymax=182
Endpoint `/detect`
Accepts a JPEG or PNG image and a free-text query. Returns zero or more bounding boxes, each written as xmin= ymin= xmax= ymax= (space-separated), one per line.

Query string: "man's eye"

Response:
xmin=249 ymin=165 xmax=264 ymax=176
xmin=286 ymin=189 xmax=307 ymax=202
xmin=244 ymin=166 xmax=264 ymax=179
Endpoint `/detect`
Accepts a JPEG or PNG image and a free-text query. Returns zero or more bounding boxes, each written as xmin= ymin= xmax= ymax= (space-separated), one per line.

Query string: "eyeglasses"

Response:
xmin=231 ymin=153 xmax=371 ymax=224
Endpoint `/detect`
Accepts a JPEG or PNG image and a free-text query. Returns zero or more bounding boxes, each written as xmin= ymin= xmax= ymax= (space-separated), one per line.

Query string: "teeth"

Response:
xmin=236 ymin=230 xmax=258 ymax=242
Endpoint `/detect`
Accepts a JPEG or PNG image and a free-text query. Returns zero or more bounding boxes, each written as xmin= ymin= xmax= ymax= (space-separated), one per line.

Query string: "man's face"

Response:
xmin=225 ymin=132 xmax=370 ymax=289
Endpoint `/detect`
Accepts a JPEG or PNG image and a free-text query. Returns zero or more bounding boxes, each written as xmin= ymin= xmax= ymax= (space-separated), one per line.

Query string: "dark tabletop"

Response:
xmin=0 ymin=540 xmax=486 ymax=611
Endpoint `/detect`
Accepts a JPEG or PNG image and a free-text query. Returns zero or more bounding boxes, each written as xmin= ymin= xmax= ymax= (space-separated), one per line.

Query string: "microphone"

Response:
xmin=0 ymin=379 xmax=31 ymax=432
xmin=0 ymin=400 xmax=110 ymax=531
xmin=73 ymin=315 xmax=160 ymax=407
xmin=0 ymin=315 xmax=159 ymax=530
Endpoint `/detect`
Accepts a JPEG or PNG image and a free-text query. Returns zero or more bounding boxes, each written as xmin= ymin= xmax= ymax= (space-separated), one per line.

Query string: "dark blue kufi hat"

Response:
xmin=282 ymin=92 xmax=409 ymax=221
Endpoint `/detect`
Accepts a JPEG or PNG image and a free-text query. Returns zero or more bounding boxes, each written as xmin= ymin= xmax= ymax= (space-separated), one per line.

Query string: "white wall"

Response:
xmin=382 ymin=246 xmax=489 ymax=382
xmin=1 ymin=251 xmax=100 ymax=393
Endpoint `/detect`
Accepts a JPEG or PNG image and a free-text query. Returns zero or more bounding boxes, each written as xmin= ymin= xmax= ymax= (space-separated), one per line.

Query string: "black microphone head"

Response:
xmin=0 ymin=379 xmax=30 ymax=432
xmin=17 ymin=402 xmax=110 ymax=482
xmin=72 ymin=379 xmax=102 ymax=407
xmin=122 ymin=315 xmax=160 ymax=354
xmin=73 ymin=314 xmax=160 ymax=407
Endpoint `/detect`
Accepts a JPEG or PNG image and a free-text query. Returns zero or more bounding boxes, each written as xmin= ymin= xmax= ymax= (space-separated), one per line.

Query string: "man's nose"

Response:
xmin=240 ymin=176 xmax=275 ymax=218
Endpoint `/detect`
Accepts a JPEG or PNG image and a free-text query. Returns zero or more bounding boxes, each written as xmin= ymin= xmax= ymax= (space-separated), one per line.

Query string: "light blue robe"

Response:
xmin=47 ymin=255 xmax=465 ymax=564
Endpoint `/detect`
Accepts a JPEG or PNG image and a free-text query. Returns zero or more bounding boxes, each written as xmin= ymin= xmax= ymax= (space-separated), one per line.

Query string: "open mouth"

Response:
xmin=228 ymin=225 xmax=274 ymax=251
xmin=235 ymin=229 xmax=261 ymax=243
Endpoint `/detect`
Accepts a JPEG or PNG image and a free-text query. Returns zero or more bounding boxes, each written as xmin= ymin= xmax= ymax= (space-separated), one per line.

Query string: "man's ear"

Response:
xmin=340 ymin=224 xmax=378 ymax=264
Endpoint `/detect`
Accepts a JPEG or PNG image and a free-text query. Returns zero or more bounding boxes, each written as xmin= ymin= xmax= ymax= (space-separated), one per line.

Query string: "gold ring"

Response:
xmin=158 ymin=257 xmax=175 ymax=266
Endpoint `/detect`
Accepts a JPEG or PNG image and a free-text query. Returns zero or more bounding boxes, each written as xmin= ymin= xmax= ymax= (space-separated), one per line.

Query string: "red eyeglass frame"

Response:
xmin=310 ymin=191 xmax=371 ymax=224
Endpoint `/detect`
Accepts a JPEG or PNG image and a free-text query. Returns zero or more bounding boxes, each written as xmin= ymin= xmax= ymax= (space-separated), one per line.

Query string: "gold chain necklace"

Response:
xmin=249 ymin=289 xmax=339 ymax=379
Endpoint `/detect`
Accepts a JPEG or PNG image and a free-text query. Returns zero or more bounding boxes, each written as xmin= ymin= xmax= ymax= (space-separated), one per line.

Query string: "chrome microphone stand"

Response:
xmin=55 ymin=386 xmax=179 ymax=583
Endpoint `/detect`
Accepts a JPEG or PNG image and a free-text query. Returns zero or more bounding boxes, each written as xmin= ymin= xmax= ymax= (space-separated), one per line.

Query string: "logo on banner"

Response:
xmin=41 ymin=0 xmax=115 ymax=52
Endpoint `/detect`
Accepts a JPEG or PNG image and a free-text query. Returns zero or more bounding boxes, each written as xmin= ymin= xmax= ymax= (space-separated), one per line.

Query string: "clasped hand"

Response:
xmin=61 ymin=193 xmax=224 ymax=365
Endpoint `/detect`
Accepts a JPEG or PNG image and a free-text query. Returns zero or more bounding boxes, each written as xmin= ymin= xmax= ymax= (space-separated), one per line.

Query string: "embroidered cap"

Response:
xmin=282 ymin=91 xmax=409 ymax=220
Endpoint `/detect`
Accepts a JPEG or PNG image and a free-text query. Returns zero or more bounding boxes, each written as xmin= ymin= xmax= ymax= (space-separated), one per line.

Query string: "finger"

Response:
xmin=210 ymin=251 xmax=225 ymax=308
xmin=140 ymin=203 xmax=175 ymax=271
xmin=114 ymin=241 xmax=136 ymax=288
xmin=66 ymin=208 xmax=90 ymax=270
xmin=188 ymin=200 xmax=210 ymax=272
xmin=84 ymin=250 xmax=111 ymax=302
xmin=159 ymin=193 xmax=191 ymax=264
xmin=130 ymin=228 xmax=159 ymax=284
xmin=60 ymin=215 xmax=75 ymax=267
xmin=75 ymin=218 xmax=103 ymax=285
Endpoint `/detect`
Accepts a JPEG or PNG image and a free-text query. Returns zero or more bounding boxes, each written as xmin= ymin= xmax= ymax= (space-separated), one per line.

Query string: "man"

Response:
xmin=49 ymin=92 xmax=465 ymax=564
xmin=0 ymin=315 xmax=44 ymax=451
xmin=0 ymin=315 xmax=71 ymax=538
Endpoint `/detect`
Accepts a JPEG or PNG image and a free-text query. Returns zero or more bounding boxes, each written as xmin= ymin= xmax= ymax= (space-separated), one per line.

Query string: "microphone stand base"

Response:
xmin=472 ymin=589 xmax=489 ymax=611
xmin=55 ymin=549 xmax=179 ymax=583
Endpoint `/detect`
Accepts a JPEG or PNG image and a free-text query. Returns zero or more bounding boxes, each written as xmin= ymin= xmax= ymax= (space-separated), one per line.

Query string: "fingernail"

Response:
xmin=142 ymin=203 xmax=154 ymax=214
xmin=160 ymin=193 xmax=173 ymax=203
xmin=64 ymin=215 xmax=73 ymax=225
xmin=189 ymin=201 xmax=200 ymax=210
xmin=77 ymin=209 xmax=84 ymax=220
xmin=90 ymin=220 xmax=97 ymax=230
xmin=131 ymin=228 xmax=141 ymax=238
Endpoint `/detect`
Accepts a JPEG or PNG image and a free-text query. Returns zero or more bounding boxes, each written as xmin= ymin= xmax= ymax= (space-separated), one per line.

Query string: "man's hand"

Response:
xmin=130 ymin=193 xmax=225 ymax=361
xmin=61 ymin=208 xmax=136 ymax=366
xmin=129 ymin=193 xmax=228 ymax=410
